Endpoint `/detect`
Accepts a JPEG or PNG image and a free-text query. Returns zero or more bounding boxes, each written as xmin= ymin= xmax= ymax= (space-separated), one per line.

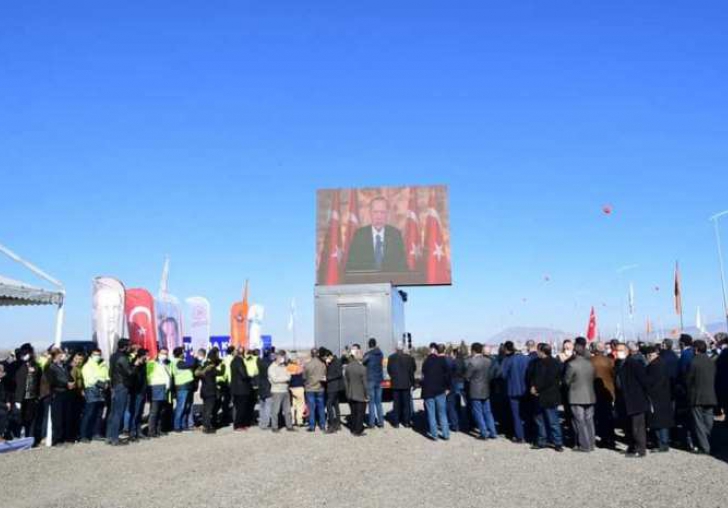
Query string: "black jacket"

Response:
xmin=230 ymin=356 xmax=252 ymax=396
xmin=257 ymin=358 xmax=272 ymax=399
xmin=617 ymin=355 xmax=650 ymax=416
xmin=46 ymin=363 xmax=71 ymax=393
xmin=109 ymin=351 xmax=133 ymax=388
xmin=344 ymin=225 xmax=408 ymax=273
xmin=13 ymin=360 xmax=42 ymax=403
xmin=197 ymin=362 xmax=220 ymax=399
xmin=687 ymin=354 xmax=717 ymax=407
xmin=421 ymin=354 xmax=450 ymax=399
xmin=326 ymin=357 xmax=345 ymax=394
xmin=387 ymin=352 xmax=416 ymax=390
xmin=529 ymin=356 xmax=562 ymax=408
xmin=646 ymin=358 xmax=674 ymax=429
xmin=659 ymin=349 xmax=679 ymax=383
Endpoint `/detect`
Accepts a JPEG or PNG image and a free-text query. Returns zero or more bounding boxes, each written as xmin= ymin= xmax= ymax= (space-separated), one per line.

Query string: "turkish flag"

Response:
xmin=125 ymin=288 xmax=158 ymax=358
xmin=343 ymin=188 xmax=360 ymax=262
xmin=231 ymin=281 xmax=249 ymax=349
xmin=586 ymin=306 xmax=597 ymax=342
xmin=317 ymin=190 xmax=343 ymax=285
xmin=424 ymin=189 xmax=450 ymax=284
xmin=404 ymin=187 xmax=422 ymax=271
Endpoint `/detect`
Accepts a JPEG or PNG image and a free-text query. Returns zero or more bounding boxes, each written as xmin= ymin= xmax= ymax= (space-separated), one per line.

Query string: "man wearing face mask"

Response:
xmin=616 ymin=343 xmax=650 ymax=458
xmin=80 ymin=348 xmax=109 ymax=443
xmin=146 ymin=348 xmax=172 ymax=438
xmin=11 ymin=344 xmax=42 ymax=444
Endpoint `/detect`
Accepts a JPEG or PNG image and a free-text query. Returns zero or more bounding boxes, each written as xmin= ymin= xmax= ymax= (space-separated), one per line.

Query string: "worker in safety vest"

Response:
xmin=80 ymin=348 xmax=109 ymax=442
xmin=146 ymin=348 xmax=172 ymax=437
xmin=171 ymin=347 xmax=195 ymax=432
xmin=215 ymin=346 xmax=234 ymax=427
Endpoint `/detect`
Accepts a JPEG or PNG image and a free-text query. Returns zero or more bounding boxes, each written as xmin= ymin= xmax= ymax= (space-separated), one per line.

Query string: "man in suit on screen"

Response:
xmin=345 ymin=196 xmax=408 ymax=274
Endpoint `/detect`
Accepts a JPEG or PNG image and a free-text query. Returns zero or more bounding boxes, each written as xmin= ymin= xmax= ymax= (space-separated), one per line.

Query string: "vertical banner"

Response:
xmin=186 ymin=296 xmax=211 ymax=354
xmin=92 ymin=277 xmax=126 ymax=362
xmin=155 ymin=296 xmax=184 ymax=353
xmin=125 ymin=288 xmax=158 ymax=358
xmin=247 ymin=304 xmax=265 ymax=351
xmin=230 ymin=281 xmax=249 ymax=349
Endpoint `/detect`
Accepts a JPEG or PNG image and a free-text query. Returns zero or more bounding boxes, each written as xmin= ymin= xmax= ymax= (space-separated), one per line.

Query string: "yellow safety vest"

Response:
xmin=172 ymin=359 xmax=194 ymax=386
xmin=244 ymin=355 xmax=259 ymax=377
xmin=146 ymin=361 xmax=171 ymax=388
xmin=82 ymin=360 xmax=109 ymax=388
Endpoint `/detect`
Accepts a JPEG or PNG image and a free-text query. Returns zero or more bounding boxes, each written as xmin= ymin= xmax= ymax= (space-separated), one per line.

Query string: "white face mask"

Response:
xmin=617 ymin=352 xmax=627 ymax=360
xmin=158 ymin=355 xmax=168 ymax=362
xmin=92 ymin=355 xmax=102 ymax=363
xmin=22 ymin=354 xmax=30 ymax=362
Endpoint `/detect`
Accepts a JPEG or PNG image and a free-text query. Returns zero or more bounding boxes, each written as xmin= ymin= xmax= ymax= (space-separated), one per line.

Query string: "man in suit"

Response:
xmin=590 ymin=342 xmax=616 ymax=449
xmin=687 ymin=340 xmax=717 ymax=454
xmin=564 ymin=342 xmax=597 ymax=452
xmin=529 ymin=343 xmax=564 ymax=452
xmin=466 ymin=342 xmax=497 ymax=440
xmin=345 ymin=196 xmax=408 ymax=274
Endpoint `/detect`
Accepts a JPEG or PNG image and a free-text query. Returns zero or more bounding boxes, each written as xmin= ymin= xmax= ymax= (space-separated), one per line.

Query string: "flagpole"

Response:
xmin=710 ymin=210 xmax=728 ymax=332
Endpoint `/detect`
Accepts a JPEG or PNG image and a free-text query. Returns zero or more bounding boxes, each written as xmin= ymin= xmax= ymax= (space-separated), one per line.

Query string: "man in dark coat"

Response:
xmin=323 ymin=349 xmax=344 ymax=433
xmin=363 ymin=338 xmax=385 ymax=428
xmin=590 ymin=342 xmax=616 ymax=449
xmin=714 ymin=333 xmax=728 ymax=418
xmin=528 ymin=343 xmax=563 ymax=452
xmin=686 ymin=340 xmax=717 ymax=454
xmin=645 ymin=345 xmax=673 ymax=452
xmin=12 ymin=344 xmax=42 ymax=444
xmin=659 ymin=339 xmax=679 ymax=383
xmin=387 ymin=345 xmax=416 ymax=428
xmin=465 ymin=342 xmax=497 ymax=440
xmin=106 ymin=339 xmax=133 ymax=446
xmin=499 ymin=341 xmax=532 ymax=443
xmin=344 ymin=349 xmax=368 ymax=436
xmin=344 ymin=196 xmax=408 ymax=274
xmin=616 ymin=343 xmax=650 ymax=458
xmin=421 ymin=343 xmax=451 ymax=441
xmin=230 ymin=348 xmax=252 ymax=430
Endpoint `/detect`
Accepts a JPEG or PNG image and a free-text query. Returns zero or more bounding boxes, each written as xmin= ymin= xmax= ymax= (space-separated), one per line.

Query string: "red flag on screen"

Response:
xmin=318 ymin=191 xmax=343 ymax=285
xmin=343 ymin=189 xmax=360 ymax=261
xmin=674 ymin=261 xmax=682 ymax=316
xmin=586 ymin=306 xmax=597 ymax=341
xmin=424 ymin=189 xmax=449 ymax=284
xmin=125 ymin=288 xmax=158 ymax=358
xmin=404 ymin=188 xmax=423 ymax=271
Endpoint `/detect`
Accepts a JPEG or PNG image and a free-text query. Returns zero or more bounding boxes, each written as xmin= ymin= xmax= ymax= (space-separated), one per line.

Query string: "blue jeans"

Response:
xmin=305 ymin=392 xmax=326 ymax=430
xmin=127 ymin=391 xmax=145 ymax=438
xmin=509 ymin=396 xmax=525 ymax=441
xmin=367 ymin=382 xmax=384 ymax=427
xmin=471 ymin=399 xmax=497 ymax=438
xmin=258 ymin=396 xmax=272 ymax=429
xmin=106 ymin=385 xmax=129 ymax=444
xmin=174 ymin=388 xmax=191 ymax=431
xmin=447 ymin=382 xmax=467 ymax=431
xmin=81 ymin=401 xmax=104 ymax=440
xmin=535 ymin=405 xmax=563 ymax=447
xmin=425 ymin=393 xmax=450 ymax=440
xmin=656 ymin=427 xmax=670 ymax=449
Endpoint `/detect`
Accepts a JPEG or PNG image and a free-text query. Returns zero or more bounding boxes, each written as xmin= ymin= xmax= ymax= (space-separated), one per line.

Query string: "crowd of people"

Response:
xmin=0 ymin=333 xmax=726 ymax=459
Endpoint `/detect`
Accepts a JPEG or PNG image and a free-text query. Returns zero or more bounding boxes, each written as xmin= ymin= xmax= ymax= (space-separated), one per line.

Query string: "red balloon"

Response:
xmin=602 ymin=204 xmax=613 ymax=215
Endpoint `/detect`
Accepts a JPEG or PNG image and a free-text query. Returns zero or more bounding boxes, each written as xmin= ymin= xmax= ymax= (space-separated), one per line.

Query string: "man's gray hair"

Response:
xmin=627 ymin=341 xmax=640 ymax=353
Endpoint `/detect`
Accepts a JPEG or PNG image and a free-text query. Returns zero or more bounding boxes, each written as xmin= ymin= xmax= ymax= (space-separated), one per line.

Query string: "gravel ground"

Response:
xmin=1 ymin=401 xmax=727 ymax=508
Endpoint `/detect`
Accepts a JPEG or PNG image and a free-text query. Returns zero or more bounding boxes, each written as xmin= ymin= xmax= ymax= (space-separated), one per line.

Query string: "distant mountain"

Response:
xmin=680 ymin=321 xmax=727 ymax=338
xmin=488 ymin=326 xmax=575 ymax=345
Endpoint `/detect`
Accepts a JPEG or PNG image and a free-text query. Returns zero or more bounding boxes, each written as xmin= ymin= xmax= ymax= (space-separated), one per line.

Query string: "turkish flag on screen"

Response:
xmin=586 ymin=306 xmax=597 ymax=342
xmin=404 ymin=187 xmax=422 ymax=271
xmin=125 ymin=288 xmax=158 ymax=358
xmin=424 ymin=189 xmax=449 ymax=284
xmin=318 ymin=191 xmax=343 ymax=285
xmin=343 ymin=189 xmax=360 ymax=262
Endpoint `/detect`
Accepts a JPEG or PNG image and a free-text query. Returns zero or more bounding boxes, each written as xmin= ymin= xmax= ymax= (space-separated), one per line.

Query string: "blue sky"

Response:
xmin=1 ymin=1 xmax=727 ymax=349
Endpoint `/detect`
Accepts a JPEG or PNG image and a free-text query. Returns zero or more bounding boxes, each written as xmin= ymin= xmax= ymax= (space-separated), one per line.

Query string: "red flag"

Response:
xmin=231 ymin=280 xmax=249 ymax=349
xmin=674 ymin=261 xmax=682 ymax=316
xmin=317 ymin=191 xmax=343 ymax=285
xmin=586 ymin=306 xmax=597 ymax=341
xmin=424 ymin=188 xmax=450 ymax=284
xmin=404 ymin=187 xmax=422 ymax=271
xmin=125 ymin=288 xmax=158 ymax=358
xmin=343 ymin=189 xmax=360 ymax=262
